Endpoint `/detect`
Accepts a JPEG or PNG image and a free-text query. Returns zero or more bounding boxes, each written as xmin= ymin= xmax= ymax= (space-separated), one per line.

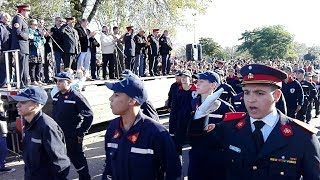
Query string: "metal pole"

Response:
xmin=14 ymin=51 xmax=20 ymax=89
xmin=4 ymin=52 xmax=11 ymax=90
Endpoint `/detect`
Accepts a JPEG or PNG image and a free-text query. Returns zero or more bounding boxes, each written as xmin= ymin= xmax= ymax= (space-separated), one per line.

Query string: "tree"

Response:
xmin=237 ymin=25 xmax=294 ymax=61
xmin=199 ymin=37 xmax=226 ymax=59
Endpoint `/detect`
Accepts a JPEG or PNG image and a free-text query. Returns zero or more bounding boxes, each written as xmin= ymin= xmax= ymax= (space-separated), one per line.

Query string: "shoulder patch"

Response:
xmin=192 ymin=91 xmax=198 ymax=99
xmin=223 ymin=112 xmax=246 ymax=122
xmin=291 ymin=119 xmax=319 ymax=134
xmin=14 ymin=23 xmax=19 ymax=28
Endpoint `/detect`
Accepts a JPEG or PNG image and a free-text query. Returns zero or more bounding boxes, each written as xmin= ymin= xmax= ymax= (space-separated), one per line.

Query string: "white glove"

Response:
xmin=194 ymin=88 xmax=223 ymax=119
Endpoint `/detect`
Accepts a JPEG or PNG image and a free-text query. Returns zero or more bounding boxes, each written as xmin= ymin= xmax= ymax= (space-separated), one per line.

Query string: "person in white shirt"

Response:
xmin=100 ymin=26 xmax=116 ymax=79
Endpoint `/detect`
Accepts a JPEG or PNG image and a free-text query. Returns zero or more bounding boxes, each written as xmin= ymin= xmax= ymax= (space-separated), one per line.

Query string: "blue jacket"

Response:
xmin=52 ymin=88 xmax=93 ymax=138
xmin=215 ymin=111 xmax=320 ymax=180
xmin=28 ymin=28 xmax=45 ymax=58
xmin=282 ymin=77 xmax=304 ymax=110
xmin=226 ymin=75 xmax=242 ymax=94
xmin=102 ymin=111 xmax=181 ymax=180
xmin=216 ymin=83 xmax=237 ymax=103
xmin=23 ymin=111 xmax=70 ymax=180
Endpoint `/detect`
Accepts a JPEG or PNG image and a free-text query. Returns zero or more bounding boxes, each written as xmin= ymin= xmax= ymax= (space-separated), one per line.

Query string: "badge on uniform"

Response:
xmin=113 ymin=130 xmax=120 ymax=139
xmin=127 ymin=133 xmax=139 ymax=144
xmin=229 ymin=145 xmax=241 ymax=153
xmin=280 ymin=125 xmax=293 ymax=137
xmin=235 ymin=119 xmax=246 ymax=129
xmin=14 ymin=23 xmax=19 ymax=28
xmin=290 ymin=88 xmax=295 ymax=93
xmin=270 ymin=156 xmax=297 ymax=164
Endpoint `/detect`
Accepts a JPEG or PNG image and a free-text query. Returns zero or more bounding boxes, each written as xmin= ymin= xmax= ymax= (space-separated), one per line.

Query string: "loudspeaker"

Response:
xmin=186 ymin=44 xmax=193 ymax=61
xmin=197 ymin=44 xmax=202 ymax=61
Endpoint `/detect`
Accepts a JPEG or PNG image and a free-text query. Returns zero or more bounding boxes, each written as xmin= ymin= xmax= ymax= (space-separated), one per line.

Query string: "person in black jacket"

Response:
xmin=61 ymin=17 xmax=79 ymax=70
xmin=123 ymin=26 xmax=135 ymax=70
xmin=0 ymin=13 xmax=11 ymax=88
xmin=133 ymin=29 xmax=148 ymax=76
xmin=52 ymin=72 xmax=93 ymax=180
xmin=76 ymin=19 xmax=96 ymax=80
xmin=147 ymin=29 xmax=160 ymax=76
xmin=90 ymin=36 xmax=100 ymax=80
xmin=159 ymin=30 xmax=172 ymax=75
xmin=50 ymin=17 xmax=64 ymax=75
xmin=10 ymin=86 xmax=70 ymax=180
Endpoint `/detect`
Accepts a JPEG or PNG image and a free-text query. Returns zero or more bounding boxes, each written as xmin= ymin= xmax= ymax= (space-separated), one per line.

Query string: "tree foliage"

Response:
xmin=199 ymin=37 xmax=226 ymax=59
xmin=237 ymin=25 xmax=294 ymax=61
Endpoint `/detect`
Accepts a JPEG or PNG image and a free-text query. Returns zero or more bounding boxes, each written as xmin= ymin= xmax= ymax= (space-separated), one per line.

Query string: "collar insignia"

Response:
xmin=280 ymin=125 xmax=293 ymax=137
xmin=113 ymin=130 xmax=120 ymax=139
xmin=235 ymin=119 xmax=245 ymax=129
xmin=128 ymin=133 xmax=139 ymax=144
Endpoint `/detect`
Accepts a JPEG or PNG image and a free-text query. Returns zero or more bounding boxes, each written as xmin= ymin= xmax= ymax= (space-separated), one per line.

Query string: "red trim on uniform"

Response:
xmin=113 ymin=130 xmax=120 ymax=139
xmin=235 ymin=119 xmax=246 ymax=129
xmin=280 ymin=125 xmax=293 ymax=137
xmin=190 ymin=84 xmax=197 ymax=91
xmin=287 ymin=76 xmax=294 ymax=83
xmin=223 ymin=112 xmax=246 ymax=122
xmin=127 ymin=133 xmax=139 ymax=144
xmin=243 ymin=74 xmax=282 ymax=82
xmin=119 ymin=119 xmax=123 ymax=129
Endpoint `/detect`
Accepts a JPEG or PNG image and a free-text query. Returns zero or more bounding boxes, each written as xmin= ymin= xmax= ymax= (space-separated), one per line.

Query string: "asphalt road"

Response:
xmin=1 ymin=115 xmax=319 ymax=180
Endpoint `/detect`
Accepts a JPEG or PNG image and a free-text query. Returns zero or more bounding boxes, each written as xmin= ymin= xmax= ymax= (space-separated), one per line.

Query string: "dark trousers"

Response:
xmin=0 ymin=63 xmax=6 ymax=87
xmin=54 ymin=51 xmax=63 ymax=74
xmin=148 ymin=55 xmax=158 ymax=76
xmin=0 ymin=137 xmax=7 ymax=168
xmin=43 ymin=51 xmax=50 ymax=81
xmin=306 ymin=103 xmax=313 ymax=123
xmin=124 ymin=56 xmax=134 ymax=71
xmin=63 ymin=53 xmax=76 ymax=70
xmin=315 ymin=98 xmax=319 ymax=116
xmin=90 ymin=53 xmax=97 ymax=79
xmin=65 ymin=137 xmax=91 ymax=180
xmin=102 ymin=54 xmax=115 ymax=79
xmin=18 ymin=52 xmax=29 ymax=86
xmin=29 ymin=63 xmax=41 ymax=82
xmin=296 ymin=101 xmax=308 ymax=122
xmin=115 ymin=49 xmax=124 ymax=78
xmin=161 ymin=54 xmax=171 ymax=75
xmin=287 ymin=108 xmax=296 ymax=119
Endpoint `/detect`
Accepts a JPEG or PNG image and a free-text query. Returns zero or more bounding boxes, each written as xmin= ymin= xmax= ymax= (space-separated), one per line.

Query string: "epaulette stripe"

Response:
xmin=223 ymin=112 xmax=246 ymax=122
xmin=291 ymin=119 xmax=319 ymax=134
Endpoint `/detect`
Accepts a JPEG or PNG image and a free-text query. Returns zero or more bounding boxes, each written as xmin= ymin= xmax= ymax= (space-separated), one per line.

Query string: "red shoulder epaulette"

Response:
xmin=190 ymin=84 xmax=197 ymax=91
xmin=223 ymin=112 xmax=246 ymax=122
xmin=291 ymin=119 xmax=319 ymax=134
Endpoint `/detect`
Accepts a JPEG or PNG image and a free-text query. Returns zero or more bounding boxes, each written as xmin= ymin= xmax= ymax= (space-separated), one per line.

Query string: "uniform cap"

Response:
xmin=152 ymin=29 xmax=160 ymax=33
xmin=121 ymin=69 xmax=138 ymax=78
xmin=179 ymin=70 xmax=192 ymax=77
xmin=240 ymin=64 xmax=287 ymax=88
xmin=175 ymin=70 xmax=183 ymax=75
xmin=106 ymin=76 xmax=147 ymax=105
xmin=10 ymin=86 xmax=48 ymax=105
xmin=305 ymin=72 xmax=313 ymax=77
xmin=216 ymin=60 xmax=225 ymax=64
xmin=16 ymin=4 xmax=31 ymax=11
xmin=54 ymin=72 xmax=73 ymax=82
xmin=126 ymin=26 xmax=134 ymax=31
xmin=296 ymin=68 xmax=305 ymax=74
xmin=192 ymin=71 xmax=220 ymax=84
xmin=65 ymin=17 xmax=75 ymax=21
xmin=281 ymin=66 xmax=292 ymax=72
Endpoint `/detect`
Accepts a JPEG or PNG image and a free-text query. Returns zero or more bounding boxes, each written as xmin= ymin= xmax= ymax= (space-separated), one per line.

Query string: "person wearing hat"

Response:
xmin=112 ymin=26 xmax=125 ymax=78
xmin=102 ymin=75 xmax=181 ymax=180
xmin=147 ymin=28 xmax=160 ymax=76
xmin=61 ymin=17 xmax=79 ymax=70
xmin=281 ymin=66 xmax=304 ymax=119
xmin=133 ymin=28 xmax=148 ymax=77
xmin=52 ymin=72 xmax=93 ymax=180
xmin=206 ymin=64 xmax=320 ymax=179
xmin=295 ymin=68 xmax=317 ymax=123
xmin=187 ymin=71 xmax=235 ymax=180
xmin=312 ymin=74 xmax=320 ymax=118
xmin=159 ymin=30 xmax=172 ymax=75
xmin=123 ymin=26 xmax=135 ymax=70
xmin=167 ymin=70 xmax=182 ymax=112
xmin=226 ymin=67 xmax=242 ymax=94
xmin=0 ymin=13 xmax=12 ymax=88
xmin=10 ymin=86 xmax=70 ymax=179
xmin=169 ymin=70 xmax=196 ymax=156
xmin=11 ymin=4 xmax=32 ymax=87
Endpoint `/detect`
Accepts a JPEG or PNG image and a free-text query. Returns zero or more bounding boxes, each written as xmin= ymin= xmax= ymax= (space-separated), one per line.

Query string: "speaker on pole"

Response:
xmin=197 ymin=44 xmax=202 ymax=61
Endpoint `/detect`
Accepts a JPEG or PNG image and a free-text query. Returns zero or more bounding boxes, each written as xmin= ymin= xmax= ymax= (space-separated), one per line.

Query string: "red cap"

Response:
xmin=152 ymin=29 xmax=159 ymax=33
xmin=126 ymin=26 xmax=134 ymax=31
xmin=17 ymin=4 xmax=31 ymax=11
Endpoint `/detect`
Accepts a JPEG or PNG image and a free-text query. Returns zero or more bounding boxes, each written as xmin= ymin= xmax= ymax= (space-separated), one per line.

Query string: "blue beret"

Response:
xmin=296 ymin=68 xmax=305 ymax=74
xmin=193 ymin=71 xmax=220 ymax=84
xmin=106 ymin=76 xmax=147 ymax=105
xmin=240 ymin=64 xmax=287 ymax=88
xmin=10 ymin=86 xmax=48 ymax=105
xmin=54 ymin=72 xmax=73 ymax=81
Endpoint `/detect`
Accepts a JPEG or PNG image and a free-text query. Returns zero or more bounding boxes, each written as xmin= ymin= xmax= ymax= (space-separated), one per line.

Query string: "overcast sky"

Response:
xmin=175 ymin=0 xmax=320 ymax=47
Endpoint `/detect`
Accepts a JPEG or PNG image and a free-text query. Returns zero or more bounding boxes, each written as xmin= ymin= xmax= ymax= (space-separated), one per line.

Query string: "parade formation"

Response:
xmin=0 ymin=3 xmax=320 ymax=180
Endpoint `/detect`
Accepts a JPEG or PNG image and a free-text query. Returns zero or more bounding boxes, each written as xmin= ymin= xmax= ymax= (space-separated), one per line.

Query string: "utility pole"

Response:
xmin=192 ymin=12 xmax=196 ymax=44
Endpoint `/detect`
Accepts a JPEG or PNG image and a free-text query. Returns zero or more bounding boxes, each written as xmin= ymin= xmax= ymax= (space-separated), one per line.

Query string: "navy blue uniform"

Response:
xmin=123 ymin=32 xmax=135 ymax=70
xmin=102 ymin=111 xmax=181 ymax=180
xmin=226 ymin=75 xmax=242 ymax=94
xmin=215 ymin=111 xmax=320 ymax=180
xmin=282 ymin=77 xmax=304 ymax=118
xmin=11 ymin=13 xmax=29 ymax=86
xmin=0 ymin=21 xmax=11 ymax=87
xmin=169 ymin=84 xmax=197 ymax=154
xmin=52 ymin=88 xmax=93 ymax=179
xmin=159 ymin=35 xmax=172 ymax=75
xmin=23 ymin=111 xmax=70 ymax=180
xmin=147 ymin=33 xmax=159 ymax=76
xmin=168 ymin=82 xmax=181 ymax=135
xmin=297 ymin=80 xmax=317 ymax=122
xmin=216 ymin=83 xmax=237 ymax=103
xmin=188 ymin=96 xmax=235 ymax=180
xmin=141 ymin=99 xmax=159 ymax=122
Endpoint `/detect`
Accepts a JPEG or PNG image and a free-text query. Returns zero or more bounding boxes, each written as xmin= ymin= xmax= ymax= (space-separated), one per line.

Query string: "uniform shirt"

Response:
xmin=52 ymin=88 xmax=93 ymax=138
xmin=102 ymin=111 xmax=181 ymax=180
xmin=23 ymin=111 xmax=70 ymax=180
xmin=250 ymin=109 xmax=279 ymax=142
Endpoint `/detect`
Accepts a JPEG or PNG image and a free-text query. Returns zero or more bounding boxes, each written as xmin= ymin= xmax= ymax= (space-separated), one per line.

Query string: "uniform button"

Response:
xmin=280 ymin=172 xmax=285 ymax=175
xmin=252 ymin=166 xmax=258 ymax=170
xmin=231 ymin=159 xmax=234 ymax=163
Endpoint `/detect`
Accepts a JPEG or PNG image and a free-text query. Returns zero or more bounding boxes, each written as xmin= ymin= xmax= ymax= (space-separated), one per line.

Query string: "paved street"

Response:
xmin=1 ymin=115 xmax=319 ymax=179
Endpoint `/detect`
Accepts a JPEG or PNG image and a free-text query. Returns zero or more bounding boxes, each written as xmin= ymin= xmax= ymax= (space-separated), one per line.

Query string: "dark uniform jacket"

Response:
xmin=216 ymin=83 xmax=237 ymax=103
xmin=50 ymin=26 xmax=64 ymax=52
xmin=282 ymin=77 xmax=304 ymax=110
xmin=102 ymin=111 xmax=181 ymax=180
xmin=0 ymin=21 xmax=10 ymax=52
xmin=123 ymin=32 xmax=135 ymax=57
xmin=23 ymin=111 xmax=70 ymax=180
xmin=52 ymin=88 xmax=93 ymax=138
xmin=76 ymin=27 xmax=94 ymax=52
xmin=159 ymin=35 xmax=172 ymax=55
xmin=11 ymin=13 xmax=29 ymax=54
xmin=167 ymin=81 xmax=180 ymax=109
xmin=215 ymin=111 xmax=320 ymax=180
xmin=61 ymin=24 xmax=79 ymax=54
xmin=147 ymin=33 xmax=159 ymax=56
xmin=133 ymin=34 xmax=147 ymax=55
xmin=226 ymin=75 xmax=242 ymax=94
xmin=141 ymin=100 xmax=160 ymax=122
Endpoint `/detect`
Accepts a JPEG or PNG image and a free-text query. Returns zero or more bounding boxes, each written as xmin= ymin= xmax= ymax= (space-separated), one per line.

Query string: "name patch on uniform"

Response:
xmin=107 ymin=143 xmax=118 ymax=149
xmin=234 ymin=102 xmax=242 ymax=105
xmin=64 ymin=100 xmax=76 ymax=104
xmin=52 ymin=98 xmax=58 ymax=101
xmin=222 ymin=91 xmax=228 ymax=94
xmin=229 ymin=145 xmax=241 ymax=153
xmin=270 ymin=157 xmax=297 ymax=164
xmin=131 ymin=147 xmax=154 ymax=154
xmin=31 ymin=138 xmax=42 ymax=144
xmin=208 ymin=114 xmax=223 ymax=118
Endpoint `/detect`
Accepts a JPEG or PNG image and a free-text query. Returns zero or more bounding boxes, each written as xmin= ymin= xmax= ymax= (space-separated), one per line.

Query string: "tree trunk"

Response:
xmin=87 ymin=0 xmax=102 ymax=23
